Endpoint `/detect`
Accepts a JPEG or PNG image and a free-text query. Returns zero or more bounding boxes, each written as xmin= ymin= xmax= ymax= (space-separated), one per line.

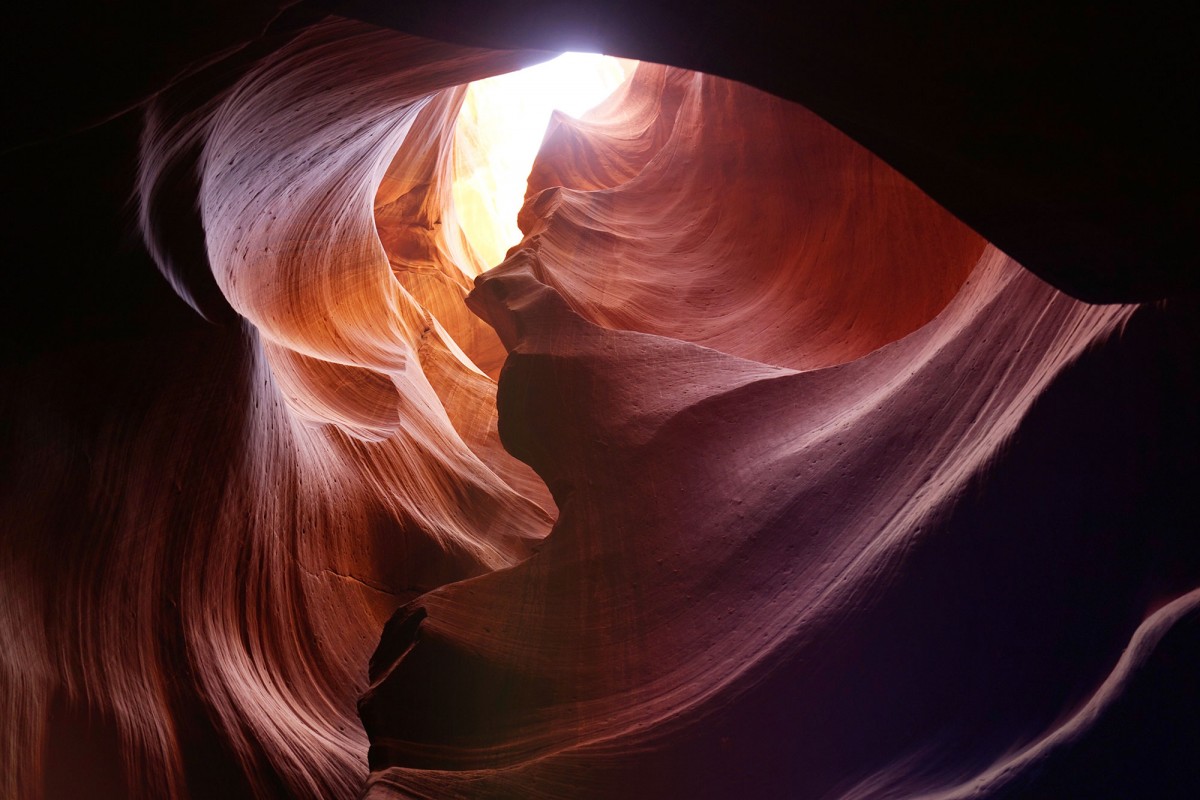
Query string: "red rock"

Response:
xmin=3 ymin=8 xmax=1197 ymax=800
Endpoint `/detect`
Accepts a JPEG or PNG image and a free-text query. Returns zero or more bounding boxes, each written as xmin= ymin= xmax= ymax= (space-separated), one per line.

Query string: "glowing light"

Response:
xmin=453 ymin=53 xmax=634 ymax=269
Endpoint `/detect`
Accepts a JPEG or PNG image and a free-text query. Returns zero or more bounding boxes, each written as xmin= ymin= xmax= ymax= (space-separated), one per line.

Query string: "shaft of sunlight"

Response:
xmin=453 ymin=52 xmax=635 ymax=269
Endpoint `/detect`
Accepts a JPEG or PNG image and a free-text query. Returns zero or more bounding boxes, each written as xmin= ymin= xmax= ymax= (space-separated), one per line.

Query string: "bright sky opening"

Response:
xmin=453 ymin=52 xmax=634 ymax=269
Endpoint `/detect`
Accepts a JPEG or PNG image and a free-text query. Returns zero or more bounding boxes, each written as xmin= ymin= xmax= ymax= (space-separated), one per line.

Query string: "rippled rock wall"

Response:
xmin=3 ymin=5 xmax=1197 ymax=799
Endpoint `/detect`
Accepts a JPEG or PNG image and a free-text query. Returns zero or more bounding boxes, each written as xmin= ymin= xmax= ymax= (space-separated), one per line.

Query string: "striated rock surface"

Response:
xmin=3 ymin=6 xmax=1197 ymax=800
xmin=4 ymin=19 xmax=554 ymax=800
xmin=359 ymin=61 xmax=1199 ymax=799
xmin=514 ymin=64 xmax=984 ymax=371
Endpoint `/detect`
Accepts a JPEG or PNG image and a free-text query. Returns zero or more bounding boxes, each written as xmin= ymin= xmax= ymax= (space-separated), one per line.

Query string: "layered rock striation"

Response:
xmin=3 ymin=7 xmax=1197 ymax=800
xmin=362 ymin=61 xmax=1199 ymax=799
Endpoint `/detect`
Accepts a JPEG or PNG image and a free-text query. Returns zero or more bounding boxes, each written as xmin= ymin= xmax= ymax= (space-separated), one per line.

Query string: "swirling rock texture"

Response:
xmin=6 ymin=19 xmax=556 ymax=800
xmin=3 ymin=3 xmax=1197 ymax=800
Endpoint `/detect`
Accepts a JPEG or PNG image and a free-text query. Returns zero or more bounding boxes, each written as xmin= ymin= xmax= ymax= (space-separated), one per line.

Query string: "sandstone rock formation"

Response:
xmin=3 ymin=5 xmax=1196 ymax=800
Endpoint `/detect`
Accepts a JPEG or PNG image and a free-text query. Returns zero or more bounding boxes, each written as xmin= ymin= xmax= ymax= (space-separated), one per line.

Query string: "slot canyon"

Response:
xmin=3 ymin=3 xmax=1198 ymax=799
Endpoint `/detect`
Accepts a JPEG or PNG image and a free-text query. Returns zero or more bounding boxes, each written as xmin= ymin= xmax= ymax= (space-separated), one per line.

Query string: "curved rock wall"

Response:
xmin=360 ymin=60 xmax=1196 ymax=798
xmin=3 ymin=9 xmax=1197 ymax=800
xmin=4 ymin=19 xmax=552 ymax=800
xmin=515 ymin=63 xmax=984 ymax=370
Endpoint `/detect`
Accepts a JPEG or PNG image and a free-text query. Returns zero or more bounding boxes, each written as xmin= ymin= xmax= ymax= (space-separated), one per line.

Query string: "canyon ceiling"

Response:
xmin=3 ymin=2 xmax=1198 ymax=799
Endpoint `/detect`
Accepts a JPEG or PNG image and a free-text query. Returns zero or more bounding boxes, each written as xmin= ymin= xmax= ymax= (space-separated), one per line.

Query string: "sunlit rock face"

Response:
xmin=6 ymin=19 xmax=555 ymax=800
xmin=360 ymin=59 xmax=1197 ymax=799
xmin=3 ymin=7 xmax=1198 ymax=800
xmin=506 ymin=63 xmax=985 ymax=371
xmin=452 ymin=53 xmax=634 ymax=268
